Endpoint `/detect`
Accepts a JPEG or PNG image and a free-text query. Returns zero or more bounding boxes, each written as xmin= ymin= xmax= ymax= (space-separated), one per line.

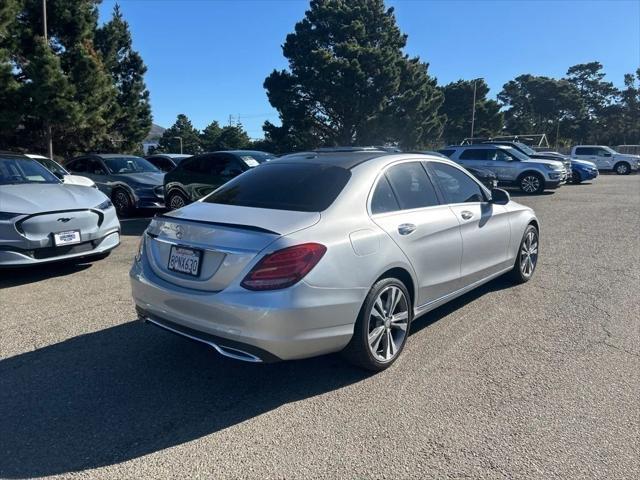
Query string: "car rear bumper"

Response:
xmin=0 ymin=229 xmax=120 ymax=267
xmin=129 ymin=255 xmax=362 ymax=362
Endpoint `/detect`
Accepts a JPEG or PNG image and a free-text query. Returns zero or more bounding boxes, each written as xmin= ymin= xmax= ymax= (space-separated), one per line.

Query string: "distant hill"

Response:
xmin=145 ymin=123 xmax=166 ymax=142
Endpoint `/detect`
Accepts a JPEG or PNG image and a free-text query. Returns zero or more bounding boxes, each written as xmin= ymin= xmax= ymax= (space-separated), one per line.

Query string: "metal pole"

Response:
xmin=43 ymin=0 xmax=53 ymax=159
xmin=555 ymin=120 xmax=560 ymax=150
xmin=470 ymin=79 xmax=477 ymax=140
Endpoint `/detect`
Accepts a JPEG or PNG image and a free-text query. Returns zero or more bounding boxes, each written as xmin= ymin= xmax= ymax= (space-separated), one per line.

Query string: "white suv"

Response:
xmin=571 ymin=145 xmax=640 ymax=175
xmin=440 ymin=144 xmax=566 ymax=194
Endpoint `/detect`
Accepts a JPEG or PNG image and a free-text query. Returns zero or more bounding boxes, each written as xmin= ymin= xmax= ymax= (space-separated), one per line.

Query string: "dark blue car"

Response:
xmin=571 ymin=159 xmax=599 ymax=184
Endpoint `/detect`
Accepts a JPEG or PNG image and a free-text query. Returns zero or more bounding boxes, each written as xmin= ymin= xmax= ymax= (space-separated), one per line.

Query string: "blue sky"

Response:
xmin=98 ymin=0 xmax=640 ymax=138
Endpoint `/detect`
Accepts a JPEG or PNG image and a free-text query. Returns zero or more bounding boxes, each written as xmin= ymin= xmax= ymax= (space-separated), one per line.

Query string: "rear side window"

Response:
xmin=67 ymin=158 xmax=88 ymax=173
xmin=203 ymin=163 xmax=351 ymax=212
xmin=459 ymin=149 xmax=488 ymax=160
xmin=385 ymin=162 xmax=439 ymax=210
xmin=575 ymin=147 xmax=594 ymax=155
xmin=429 ymin=162 xmax=484 ymax=204
xmin=371 ymin=176 xmax=400 ymax=214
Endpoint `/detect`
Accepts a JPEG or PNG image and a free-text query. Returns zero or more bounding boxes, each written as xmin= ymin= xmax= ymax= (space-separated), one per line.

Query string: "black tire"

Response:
xmin=112 ymin=188 xmax=134 ymax=217
xmin=572 ymin=169 xmax=582 ymax=184
xmin=518 ymin=172 xmax=545 ymax=194
xmin=342 ymin=277 xmax=413 ymax=371
xmin=167 ymin=190 xmax=188 ymax=210
xmin=614 ymin=162 xmax=630 ymax=175
xmin=508 ymin=224 xmax=539 ymax=284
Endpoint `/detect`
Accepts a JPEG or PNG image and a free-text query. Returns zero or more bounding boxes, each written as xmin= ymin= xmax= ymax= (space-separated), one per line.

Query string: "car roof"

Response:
xmin=447 ymin=144 xmax=513 ymax=150
xmin=272 ymin=151 xmax=395 ymax=169
xmin=147 ymin=153 xmax=190 ymax=158
xmin=86 ymin=153 xmax=144 ymax=159
xmin=0 ymin=153 xmax=31 ymax=161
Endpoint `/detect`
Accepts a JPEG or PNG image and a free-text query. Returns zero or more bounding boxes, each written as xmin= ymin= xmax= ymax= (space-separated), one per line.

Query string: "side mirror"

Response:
xmin=490 ymin=188 xmax=510 ymax=205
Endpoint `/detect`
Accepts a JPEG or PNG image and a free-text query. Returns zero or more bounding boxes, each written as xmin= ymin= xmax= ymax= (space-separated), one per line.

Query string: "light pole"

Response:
xmin=470 ymin=79 xmax=478 ymax=140
xmin=43 ymin=0 xmax=53 ymax=159
xmin=173 ymin=136 xmax=183 ymax=154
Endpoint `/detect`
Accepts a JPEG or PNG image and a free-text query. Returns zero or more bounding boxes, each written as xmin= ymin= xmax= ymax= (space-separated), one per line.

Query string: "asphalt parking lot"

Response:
xmin=1 ymin=174 xmax=638 ymax=479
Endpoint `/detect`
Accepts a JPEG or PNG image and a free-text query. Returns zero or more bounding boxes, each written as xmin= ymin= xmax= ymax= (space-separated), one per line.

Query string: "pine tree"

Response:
xmin=200 ymin=121 xmax=223 ymax=151
xmin=263 ymin=0 xmax=443 ymax=150
xmin=214 ymin=125 xmax=251 ymax=150
xmin=157 ymin=114 xmax=202 ymax=154
xmin=439 ymin=79 xmax=503 ymax=144
xmin=0 ymin=0 xmax=20 ymax=148
xmin=96 ymin=4 xmax=152 ymax=152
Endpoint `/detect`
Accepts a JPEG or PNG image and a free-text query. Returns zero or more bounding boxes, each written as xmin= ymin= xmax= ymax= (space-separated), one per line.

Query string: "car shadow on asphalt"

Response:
xmin=0 ymin=274 xmax=516 ymax=478
xmin=0 ymin=262 xmax=93 ymax=288
xmin=119 ymin=216 xmax=153 ymax=236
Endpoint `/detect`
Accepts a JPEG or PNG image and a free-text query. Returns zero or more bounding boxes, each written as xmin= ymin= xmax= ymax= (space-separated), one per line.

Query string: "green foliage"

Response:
xmin=157 ymin=114 xmax=202 ymax=154
xmin=263 ymin=0 xmax=443 ymax=150
xmin=498 ymin=74 xmax=584 ymax=144
xmin=439 ymin=79 xmax=503 ymax=144
xmin=200 ymin=121 xmax=223 ymax=151
xmin=0 ymin=0 xmax=150 ymax=156
xmin=96 ymin=4 xmax=152 ymax=152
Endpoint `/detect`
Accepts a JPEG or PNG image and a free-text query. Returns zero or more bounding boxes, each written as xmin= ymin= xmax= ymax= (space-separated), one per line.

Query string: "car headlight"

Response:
xmin=0 ymin=212 xmax=23 ymax=221
xmin=95 ymin=199 xmax=113 ymax=210
xmin=544 ymin=164 xmax=562 ymax=171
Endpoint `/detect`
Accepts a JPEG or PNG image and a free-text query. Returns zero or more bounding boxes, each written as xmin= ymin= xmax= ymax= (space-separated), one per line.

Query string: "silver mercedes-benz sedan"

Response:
xmin=0 ymin=153 xmax=120 ymax=266
xmin=131 ymin=150 xmax=539 ymax=370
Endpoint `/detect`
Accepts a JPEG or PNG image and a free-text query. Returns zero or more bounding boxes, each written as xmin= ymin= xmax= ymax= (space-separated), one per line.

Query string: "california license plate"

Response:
xmin=53 ymin=230 xmax=81 ymax=246
xmin=168 ymin=245 xmax=202 ymax=277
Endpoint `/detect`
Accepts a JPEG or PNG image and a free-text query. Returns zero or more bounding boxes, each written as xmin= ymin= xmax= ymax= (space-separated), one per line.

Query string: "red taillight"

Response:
xmin=241 ymin=243 xmax=327 ymax=291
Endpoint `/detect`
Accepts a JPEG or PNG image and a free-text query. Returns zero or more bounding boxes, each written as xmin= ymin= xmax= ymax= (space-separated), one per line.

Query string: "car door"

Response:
xmin=489 ymin=148 xmax=521 ymax=182
xmin=574 ymin=147 xmax=599 ymax=165
xmin=427 ymin=161 xmax=511 ymax=285
xmin=370 ymin=161 xmax=463 ymax=306
xmin=593 ymin=148 xmax=614 ymax=169
xmin=83 ymin=157 xmax=111 ymax=194
xmin=455 ymin=148 xmax=487 ymax=173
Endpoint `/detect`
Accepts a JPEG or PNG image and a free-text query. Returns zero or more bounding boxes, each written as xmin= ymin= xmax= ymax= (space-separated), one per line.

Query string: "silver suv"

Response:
xmin=440 ymin=145 xmax=566 ymax=194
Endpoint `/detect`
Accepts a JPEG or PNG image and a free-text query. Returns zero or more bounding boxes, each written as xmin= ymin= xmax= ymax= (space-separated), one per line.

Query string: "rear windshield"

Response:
xmin=203 ymin=162 xmax=351 ymax=212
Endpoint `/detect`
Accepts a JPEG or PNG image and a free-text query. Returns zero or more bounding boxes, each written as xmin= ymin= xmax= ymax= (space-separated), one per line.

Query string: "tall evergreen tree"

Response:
xmin=214 ymin=125 xmax=251 ymax=150
xmin=157 ymin=114 xmax=202 ymax=154
xmin=263 ymin=0 xmax=443 ymax=150
xmin=0 ymin=0 xmax=20 ymax=146
xmin=200 ymin=121 xmax=223 ymax=151
xmin=439 ymin=79 xmax=503 ymax=144
xmin=96 ymin=4 xmax=152 ymax=152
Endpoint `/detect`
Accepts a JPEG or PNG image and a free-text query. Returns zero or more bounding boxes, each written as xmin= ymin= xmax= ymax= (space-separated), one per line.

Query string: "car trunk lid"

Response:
xmin=145 ymin=202 xmax=320 ymax=291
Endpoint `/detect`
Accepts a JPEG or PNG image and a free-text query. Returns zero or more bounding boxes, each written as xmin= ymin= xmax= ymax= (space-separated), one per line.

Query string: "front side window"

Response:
xmin=385 ymin=162 xmax=439 ymax=210
xmin=0 ymin=157 xmax=60 ymax=185
xmin=67 ymin=158 xmax=88 ymax=173
xmin=429 ymin=162 xmax=485 ymax=204
xmin=103 ymin=156 xmax=159 ymax=174
xmin=38 ymin=158 xmax=68 ymax=176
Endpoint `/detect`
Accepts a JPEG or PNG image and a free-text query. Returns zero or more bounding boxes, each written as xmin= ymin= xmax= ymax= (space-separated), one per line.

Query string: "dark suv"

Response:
xmin=65 ymin=154 xmax=165 ymax=216
xmin=164 ymin=150 xmax=274 ymax=209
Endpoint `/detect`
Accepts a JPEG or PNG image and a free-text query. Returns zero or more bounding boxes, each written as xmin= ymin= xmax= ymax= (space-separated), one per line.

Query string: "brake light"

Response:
xmin=241 ymin=243 xmax=327 ymax=291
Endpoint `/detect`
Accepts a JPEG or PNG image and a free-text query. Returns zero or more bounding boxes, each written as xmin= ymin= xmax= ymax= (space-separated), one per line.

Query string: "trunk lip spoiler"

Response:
xmin=154 ymin=214 xmax=280 ymax=236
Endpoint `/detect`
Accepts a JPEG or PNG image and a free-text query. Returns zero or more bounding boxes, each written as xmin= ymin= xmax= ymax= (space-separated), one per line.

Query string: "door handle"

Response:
xmin=460 ymin=211 xmax=474 ymax=220
xmin=398 ymin=223 xmax=416 ymax=235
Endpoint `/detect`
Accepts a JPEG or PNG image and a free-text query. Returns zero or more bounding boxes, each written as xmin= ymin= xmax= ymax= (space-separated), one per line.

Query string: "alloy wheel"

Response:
xmin=520 ymin=230 xmax=538 ymax=278
xmin=169 ymin=193 xmax=186 ymax=210
xmin=521 ymin=175 xmax=540 ymax=193
xmin=367 ymin=285 xmax=409 ymax=362
xmin=113 ymin=191 xmax=130 ymax=214
xmin=616 ymin=163 xmax=629 ymax=175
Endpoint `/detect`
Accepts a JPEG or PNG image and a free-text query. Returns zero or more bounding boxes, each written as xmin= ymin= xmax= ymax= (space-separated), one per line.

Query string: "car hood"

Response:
xmin=571 ymin=159 xmax=597 ymax=168
xmin=64 ymin=174 xmax=96 ymax=187
xmin=0 ymin=183 xmax=107 ymax=215
xmin=112 ymin=172 xmax=164 ymax=186
xmin=522 ymin=158 xmax=564 ymax=168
